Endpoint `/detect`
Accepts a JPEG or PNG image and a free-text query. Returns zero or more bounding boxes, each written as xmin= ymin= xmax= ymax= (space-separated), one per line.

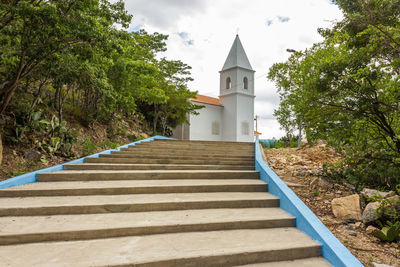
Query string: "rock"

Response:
xmin=0 ymin=133 xmax=2 ymax=165
xmin=366 ymin=225 xmax=378 ymax=235
xmin=372 ymin=263 xmax=394 ymax=267
xmin=285 ymin=182 xmax=306 ymax=188
xmin=310 ymin=177 xmax=332 ymax=190
xmin=354 ymin=222 xmax=362 ymax=228
xmin=301 ymin=138 xmax=308 ymax=147
xmin=24 ymin=149 xmax=41 ymax=163
xmin=343 ymin=183 xmax=356 ymax=190
xmin=361 ymin=188 xmax=395 ymax=199
xmin=348 ymin=230 xmax=357 ymax=236
xmin=362 ymin=201 xmax=382 ymax=224
xmin=294 ymin=169 xmax=308 ymax=177
xmin=316 ymin=139 xmax=327 ymax=147
xmin=344 ymin=224 xmax=355 ymax=231
xmin=331 ymin=194 xmax=362 ymax=222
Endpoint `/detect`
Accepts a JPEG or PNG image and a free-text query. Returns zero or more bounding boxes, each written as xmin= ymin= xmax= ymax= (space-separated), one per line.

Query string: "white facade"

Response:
xmin=189 ymin=103 xmax=223 ymax=141
xmin=172 ymin=35 xmax=255 ymax=142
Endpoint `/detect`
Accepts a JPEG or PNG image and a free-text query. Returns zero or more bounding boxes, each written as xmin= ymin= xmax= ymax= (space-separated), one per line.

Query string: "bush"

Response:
xmin=80 ymin=137 xmax=97 ymax=156
xmin=99 ymin=141 xmax=119 ymax=150
xmin=264 ymin=136 xmax=299 ymax=149
xmin=323 ymin=141 xmax=400 ymax=191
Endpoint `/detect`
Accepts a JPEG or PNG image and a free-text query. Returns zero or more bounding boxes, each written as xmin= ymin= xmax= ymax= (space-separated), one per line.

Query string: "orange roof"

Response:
xmin=191 ymin=94 xmax=223 ymax=106
xmin=254 ymin=130 xmax=262 ymax=135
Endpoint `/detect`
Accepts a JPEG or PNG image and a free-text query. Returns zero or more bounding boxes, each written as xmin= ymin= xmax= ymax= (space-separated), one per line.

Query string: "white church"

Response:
xmin=172 ymin=35 xmax=261 ymax=142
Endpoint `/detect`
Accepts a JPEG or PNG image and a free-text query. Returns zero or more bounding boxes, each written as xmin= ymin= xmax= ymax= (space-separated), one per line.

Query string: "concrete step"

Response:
xmin=100 ymin=154 xmax=254 ymax=161
xmin=154 ymin=140 xmax=254 ymax=145
xmin=84 ymin=157 xmax=254 ymax=165
xmin=133 ymin=143 xmax=255 ymax=150
xmin=37 ymin=170 xmax=259 ymax=182
xmin=0 ymin=192 xmax=279 ymax=216
xmin=0 ymin=228 xmax=321 ymax=266
xmin=111 ymin=150 xmax=255 ymax=159
xmin=124 ymin=147 xmax=254 ymax=154
xmin=0 ymin=179 xmax=267 ymax=197
xmin=234 ymin=257 xmax=331 ymax=267
xmin=64 ymin=163 xmax=254 ymax=171
xmin=0 ymin=208 xmax=294 ymax=245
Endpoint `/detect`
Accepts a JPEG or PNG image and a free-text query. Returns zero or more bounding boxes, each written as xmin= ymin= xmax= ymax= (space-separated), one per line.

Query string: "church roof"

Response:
xmin=191 ymin=94 xmax=223 ymax=107
xmin=221 ymin=35 xmax=253 ymax=71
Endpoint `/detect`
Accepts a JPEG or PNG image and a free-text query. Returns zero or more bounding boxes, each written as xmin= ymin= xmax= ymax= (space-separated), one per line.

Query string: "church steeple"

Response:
xmin=221 ymin=35 xmax=253 ymax=71
xmin=219 ymin=34 xmax=255 ymax=142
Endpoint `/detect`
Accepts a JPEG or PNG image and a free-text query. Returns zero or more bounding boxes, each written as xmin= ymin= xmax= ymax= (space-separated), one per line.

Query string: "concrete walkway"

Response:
xmin=0 ymin=140 xmax=331 ymax=266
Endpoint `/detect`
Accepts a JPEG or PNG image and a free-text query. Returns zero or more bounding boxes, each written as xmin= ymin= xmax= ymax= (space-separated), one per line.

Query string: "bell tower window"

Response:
xmin=226 ymin=77 xmax=231 ymax=89
xmin=243 ymin=77 xmax=248 ymax=89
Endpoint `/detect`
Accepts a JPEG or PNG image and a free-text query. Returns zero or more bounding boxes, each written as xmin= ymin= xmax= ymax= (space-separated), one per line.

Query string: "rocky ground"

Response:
xmin=264 ymin=143 xmax=400 ymax=267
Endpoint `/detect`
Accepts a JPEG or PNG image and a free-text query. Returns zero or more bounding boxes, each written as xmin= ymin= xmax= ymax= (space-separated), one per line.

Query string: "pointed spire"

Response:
xmin=221 ymin=35 xmax=253 ymax=71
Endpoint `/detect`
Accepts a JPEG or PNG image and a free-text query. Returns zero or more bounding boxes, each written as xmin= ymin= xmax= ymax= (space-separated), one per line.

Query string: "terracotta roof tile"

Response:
xmin=254 ymin=130 xmax=262 ymax=135
xmin=191 ymin=94 xmax=223 ymax=106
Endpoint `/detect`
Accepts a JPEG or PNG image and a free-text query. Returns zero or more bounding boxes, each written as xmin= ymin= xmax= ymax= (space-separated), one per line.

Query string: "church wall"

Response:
xmin=189 ymin=102 xmax=223 ymax=141
xmin=219 ymin=95 xmax=237 ymax=141
xmin=236 ymin=94 xmax=255 ymax=142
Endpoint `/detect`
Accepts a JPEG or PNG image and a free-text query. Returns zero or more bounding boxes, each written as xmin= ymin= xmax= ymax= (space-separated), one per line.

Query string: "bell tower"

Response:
xmin=219 ymin=35 xmax=255 ymax=142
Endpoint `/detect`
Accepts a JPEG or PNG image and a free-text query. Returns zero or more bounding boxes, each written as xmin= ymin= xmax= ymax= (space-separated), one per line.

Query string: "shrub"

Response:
xmin=80 ymin=137 xmax=97 ymax=156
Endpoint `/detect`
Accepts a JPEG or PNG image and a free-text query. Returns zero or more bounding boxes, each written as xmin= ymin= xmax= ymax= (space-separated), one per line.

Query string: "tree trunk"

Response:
xmin=161 ymin=116 xmax=167 ymax=136
xmin=0 ymin=83 xmax=18 ymax=114
xmin=0 ymin=50 xmax=27 ymax=114
xmin=297 ymin=121 xmax=302 ymax=148
xmin=153 ymin=104 xmax=159 ymax=135
xmin=28 ymin=79 xmax=46 ymax=122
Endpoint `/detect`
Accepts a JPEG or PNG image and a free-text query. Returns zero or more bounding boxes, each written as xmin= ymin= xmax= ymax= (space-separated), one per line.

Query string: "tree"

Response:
xmin=269 ymin=0 xmax=400 ymax=189
xmin=0 ymin=0 xmax=131 ymax=114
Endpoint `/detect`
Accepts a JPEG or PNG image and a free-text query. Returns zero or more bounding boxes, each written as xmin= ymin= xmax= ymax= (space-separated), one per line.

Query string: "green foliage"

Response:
xmin=260 ymin=140 xmax=275 ymax=148
xmin=269 ymin=0 xmax=400 ymax=190
xmin=80 ymin=137 xmax=97 ymax=156
xmin=372 ymin=221 xmax=400 ymax=243
xmin=99 ymin=141 xmax=119 ymax=150
xmin=313 ymin=189 xmax=320 ymax=197
xmin=265 ymin=136 xmax=299 ymax=149
xmin=0 ymin=0 xmax=199 ymax=152
xmin=377 ymin=197 xmax=400 ymax=224
xmin=127 ymin=134 xmax=137 ymax=142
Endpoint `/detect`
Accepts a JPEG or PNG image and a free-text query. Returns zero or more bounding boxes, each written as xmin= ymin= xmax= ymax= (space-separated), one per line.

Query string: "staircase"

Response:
xmin=0 ymin=140 xmax=331 ymax=266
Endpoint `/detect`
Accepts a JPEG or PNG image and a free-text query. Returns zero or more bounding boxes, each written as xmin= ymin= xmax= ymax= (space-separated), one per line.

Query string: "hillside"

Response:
xmin=0 ymin=1 xmax=202 ymax=181
xmin=264 ymin=144 xmax=400 ymax=267
xmin=0 ymin=117 xmax=150 ymax=182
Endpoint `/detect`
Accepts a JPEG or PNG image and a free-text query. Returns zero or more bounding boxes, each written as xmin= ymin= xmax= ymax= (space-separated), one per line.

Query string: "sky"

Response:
xmin=118 ymin=0 xmax=343 ymax=139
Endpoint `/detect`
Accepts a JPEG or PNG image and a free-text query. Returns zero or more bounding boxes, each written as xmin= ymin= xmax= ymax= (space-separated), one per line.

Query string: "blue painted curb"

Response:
xmin=255 ymin=140 xmax=363 ymax=267
xmin=0 ymin=135 xmax=173 ymax=189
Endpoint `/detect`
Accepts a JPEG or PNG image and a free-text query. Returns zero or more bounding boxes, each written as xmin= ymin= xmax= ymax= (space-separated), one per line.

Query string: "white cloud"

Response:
xmin=119 ymin=0 xmax=343 ymax=139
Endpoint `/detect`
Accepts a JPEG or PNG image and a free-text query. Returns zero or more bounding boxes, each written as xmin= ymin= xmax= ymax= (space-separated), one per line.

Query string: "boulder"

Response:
xmin=24 ymin=149 xmax=41 ymax=163
xmin=366 ymin=225 xmax=378 ymax=235
xmin=331 ymin=194 xmax=362 ymax=222
xmin=362 ymin=201 xmax=382 ymax=224
xmin=361 ymin=188 xmax=395 ymax=199
xmin=310 ymin=177 xmax=332 ymax=190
